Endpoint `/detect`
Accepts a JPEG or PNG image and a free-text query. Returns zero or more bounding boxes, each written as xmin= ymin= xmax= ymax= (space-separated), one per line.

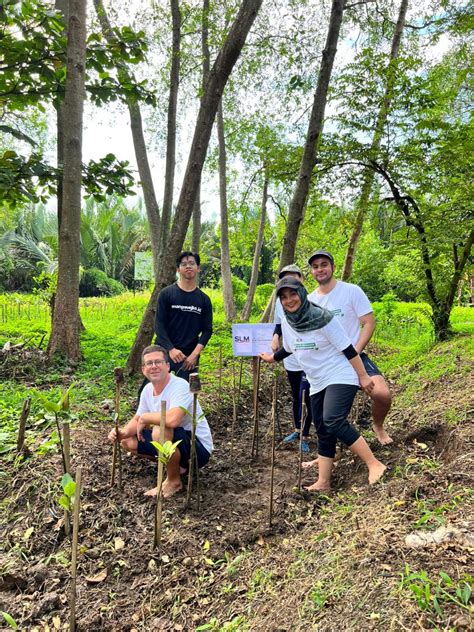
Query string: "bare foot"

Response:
xmin=302 ymin=458 xmax=319 ymax=470
xmin=144 ymin=486 xmax=158 ymax=497
xmin=161 ymin=479 xmax=183 ymax=498
xmin=368 ymin=461 xmax=387 ymax=485
xmin=373 ymin=424 xmax=393 ymax=446
xmin=304 ymin=480 xmax=331 ymax=492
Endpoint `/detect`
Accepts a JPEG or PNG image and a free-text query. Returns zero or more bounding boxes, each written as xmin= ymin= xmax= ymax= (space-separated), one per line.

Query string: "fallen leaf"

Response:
xmin=85 ymin=568 xmax=107 ymax=584
xmin=370 ymin=612 xmax=380 ymax=620
xmin=114 ymin=537 xmax=125 ymax=551
xmin=203 ymin=540 xmax=210 ymax=551
xmin=161 ymin=554 xmax=170 ymax=564
xmin=216 ymin=525 xmax=223 ymax=532
xmin=52 ymin=616 xmax=61 ymax=629
xmin=257 ymin=535 xmax=265 ymax=546
xmin=148 ymin=559 xmax=157 ymax=572
xmin=23 ymin=527 xmax=34 ymax=541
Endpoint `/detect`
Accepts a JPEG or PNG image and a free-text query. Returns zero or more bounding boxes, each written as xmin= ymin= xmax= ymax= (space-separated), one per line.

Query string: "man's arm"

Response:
xmin=107 ymin=414 xmax=140 ymax=442
xmin=136 ymin=407 xmax=186 ymax=441
xmin=355 ymin=312 xmax=376 ymax=354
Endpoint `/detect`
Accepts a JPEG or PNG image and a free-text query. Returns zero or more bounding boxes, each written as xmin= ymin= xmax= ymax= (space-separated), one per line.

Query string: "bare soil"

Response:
xmin=1 ymin=360 xmax=473 ymax=631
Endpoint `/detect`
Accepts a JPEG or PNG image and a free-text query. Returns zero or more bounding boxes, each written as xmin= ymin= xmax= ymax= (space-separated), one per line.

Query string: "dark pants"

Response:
xmin=286 ymin=370 xmax=312 ymax=436
xmin=310 ymin=384 xmax=360 ymax=458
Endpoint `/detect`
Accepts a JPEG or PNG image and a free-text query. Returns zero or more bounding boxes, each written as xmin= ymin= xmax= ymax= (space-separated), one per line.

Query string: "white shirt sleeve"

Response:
xmin=352 ymin=285 xmax=373 ymax=318
xmin=320 ymin=318 xmax=353 ymax=352
xmin=274 ymin=298 xmax=283 ymax=325
xmin=136 ymin=384 xmax=152 ymax=416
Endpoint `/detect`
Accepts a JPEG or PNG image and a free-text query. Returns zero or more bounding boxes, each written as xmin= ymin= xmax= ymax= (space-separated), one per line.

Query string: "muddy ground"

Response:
xmin=1 ymin=359 xmax=473 ymax=631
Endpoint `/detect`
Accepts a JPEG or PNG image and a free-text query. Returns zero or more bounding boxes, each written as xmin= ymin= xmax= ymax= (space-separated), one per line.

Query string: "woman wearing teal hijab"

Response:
xmin=260 ymin=276 xmax=386 ymax=491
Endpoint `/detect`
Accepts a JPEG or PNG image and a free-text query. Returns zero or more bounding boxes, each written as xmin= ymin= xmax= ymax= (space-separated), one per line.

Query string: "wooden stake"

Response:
xmin=63 ymin=422 xmax=71 ymax=537
xmin=269 ymin=372 xmax=277 ymax=528
xmin=69 ymin=466 xmax=82 ymax=632
xmin=111 ymin=368 xmax=124 ymax=488
xmin=16 ymin=396 xmax=31 ymax=453
xmin=153 ymin=401 xmax=167 ymax=550
xmin=251 ymin=357 xmax=261 ymax=459
xmin=230 ymin=360 xmax=237 ymax=462
xmin=297 ymin=393 xmax=307 ymax=493
xmin=217 ymin=346 xmax=223 ymax=410
xmin=186 ymin=392 xmax=199 ymax=509
xmin=237 ymin=356 xmax=244 ymax=409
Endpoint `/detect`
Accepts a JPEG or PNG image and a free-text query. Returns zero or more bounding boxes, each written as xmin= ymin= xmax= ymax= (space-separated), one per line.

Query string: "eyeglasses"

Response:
xmin=179 ymin=261 xmax=197 ymax=268
xmin=143 ymin=359 xmax=166 ymax=367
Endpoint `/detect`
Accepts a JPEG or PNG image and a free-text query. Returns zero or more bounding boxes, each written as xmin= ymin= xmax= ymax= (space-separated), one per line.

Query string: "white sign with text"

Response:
xmin=231 ymin=323 xmax=274 ymax=356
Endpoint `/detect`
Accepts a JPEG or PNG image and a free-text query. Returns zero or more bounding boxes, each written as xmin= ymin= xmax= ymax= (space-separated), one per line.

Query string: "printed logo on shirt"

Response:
xmin=295 ymin=342 xmax=318 ymax=350
xmin=171 ymin=304 xmax=202 ymax=314
xmin=330 ymin=308 xmax=344 ymax=317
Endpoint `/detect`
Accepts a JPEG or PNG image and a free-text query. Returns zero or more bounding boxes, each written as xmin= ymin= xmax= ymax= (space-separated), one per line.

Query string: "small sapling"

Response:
xmin=38 ymin=383 xmax=75 ymax=475
xmin=59 ymin=473 xmax=76 ymax=513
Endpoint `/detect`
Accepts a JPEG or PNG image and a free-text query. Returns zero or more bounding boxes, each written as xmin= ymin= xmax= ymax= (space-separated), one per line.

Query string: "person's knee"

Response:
xmin=370 ymin=378 xmax=392 ymax=407
xmin=121 ymin=437 xmax=136 ymax=452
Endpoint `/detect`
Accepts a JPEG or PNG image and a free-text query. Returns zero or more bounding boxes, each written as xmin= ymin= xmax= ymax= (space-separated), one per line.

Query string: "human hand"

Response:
xmin=271 ymin=334 xmax=280 ymax=353
xmin=260 ymin=352 xmax=275 ymax=363
xmin=183 ymin=352 xmax=198 ymax=370
xmin=108 ymin=427 xmax=120 ymax=443
xmin=136 ymin=417 xmax=148 ymax=442
xmin=359 ymin=374 xmax=374 ymax=395
xmin=169 ymin=348 xmax=186 ymax=363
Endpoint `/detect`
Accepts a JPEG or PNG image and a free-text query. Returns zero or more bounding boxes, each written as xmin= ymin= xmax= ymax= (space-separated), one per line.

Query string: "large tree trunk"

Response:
xmin=126 ymin=0 xmax=263 ymax=374
xmin=240 ymin=171 xmax=268 ymax=321
xmin=217 ymin=100 xmax=236 ymax=320
xmin=278 ymin=0 xmax=345 ymax=270
xmin=191 ymin=0 xmax=211 ymax=255
xmin=47 ymin=0 xmax=86 ymax=361
xmin=93 ymin=0 xmax=161 ymax=277
xmin=160 ymin=0 xmax=181 ymax=261
xmin=342 ymin=0 xmax=409 ymax=280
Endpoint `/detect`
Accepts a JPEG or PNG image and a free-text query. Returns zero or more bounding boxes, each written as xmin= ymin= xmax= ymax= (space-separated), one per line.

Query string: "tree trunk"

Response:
xmin=342 ymin=0 xmax=409 ymax=280
xmin=47 ymin=0 xmax=87 ymax=361
xmin=240 ymin=171 xmax=268 ymax=321
xmin=191 ymin=0 xmax=211 ymax=255
xmin=160 ymin=0 xmax=181 ymax=261
xmin=126 ymin=0 xmax=263 ymax=374
xmin=278 ymin=0 xmax=345 ymax=270
xmin=217 ymin=100 xmax=236 ymax=321
xmin=93 ymin=0 xmax=161 ymax=277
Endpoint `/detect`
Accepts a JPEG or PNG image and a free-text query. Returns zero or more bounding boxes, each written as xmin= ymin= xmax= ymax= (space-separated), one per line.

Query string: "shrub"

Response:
xmin=230 ymin=275 xmax=248 ymax=311
xmin=79 ymin=268 xmax=124 ymax=297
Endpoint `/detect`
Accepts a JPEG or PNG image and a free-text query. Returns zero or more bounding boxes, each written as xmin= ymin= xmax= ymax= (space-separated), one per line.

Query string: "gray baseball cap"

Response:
xmin=308 ymin=250 xmax=334 ymax=265
xmin=276 ymin=275 xmax=303 ymax=295
xmin=278 ymin=264 xmax=303 ymax=279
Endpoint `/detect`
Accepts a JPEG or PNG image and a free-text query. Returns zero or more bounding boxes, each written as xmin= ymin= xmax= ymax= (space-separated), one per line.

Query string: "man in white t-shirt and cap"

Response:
xmin=272 ymin=264 xmax=313 ymax=452
xmin=307 ymin=250 xmax=393 ymax=445
xmin=108 ymin=345 xmax=213 ymax=497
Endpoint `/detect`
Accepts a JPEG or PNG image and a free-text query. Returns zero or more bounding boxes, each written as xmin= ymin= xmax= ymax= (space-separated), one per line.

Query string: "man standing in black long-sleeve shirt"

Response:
xmin=154 ymin=251 xmax=213 ymax=382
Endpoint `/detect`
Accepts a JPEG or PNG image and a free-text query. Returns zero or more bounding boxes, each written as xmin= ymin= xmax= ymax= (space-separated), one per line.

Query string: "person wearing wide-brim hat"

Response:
xmin=272 ymin=264 xmax=313 ymax=453
xmin=260 ymin=276 xmax=386 ymax=491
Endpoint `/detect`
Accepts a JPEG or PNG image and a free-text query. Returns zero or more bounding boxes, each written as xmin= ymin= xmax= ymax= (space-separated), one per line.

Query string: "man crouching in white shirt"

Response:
xmin=108 ymin=345 xmax=213 ymax=498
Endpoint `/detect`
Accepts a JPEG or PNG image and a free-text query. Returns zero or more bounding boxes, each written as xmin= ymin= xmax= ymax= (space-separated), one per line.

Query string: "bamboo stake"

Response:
xmin=237 ymin=356 xmax=244 ymax=409
xmin=251 ymin=357 xmax=261 ymax=459
xmin=16 ymin=396 xmax=31 ymax=453
xmin=230 ymin=360 xmax=237 ymax=462
xmin=297 ymin=393 xmax=307 ymax=493
xmin=69 ymin=466 xmax=82 ymax=632
xmin=110 ymin=367 xmax=124 ymax=488
xmin=186 ymin=373 xmax=201 ymax=509
xmin=217 ymin=346 xmax=223 ymax=411
xmin=63 ymin=421 xmax=71 ymax=536
xmin=153 ymin=401 xmax=167 ymax=549
xmin=269 ymin=372 xmax=277 ymax=528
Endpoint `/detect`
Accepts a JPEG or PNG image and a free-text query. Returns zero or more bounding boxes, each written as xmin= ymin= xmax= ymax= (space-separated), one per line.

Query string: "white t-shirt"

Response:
xmin=281 ymin=316 xmax=359 ymax=395
xmin=274 ymin=298 xmax=301 ymax=372
xmin=137 ymin=374 xmax=213 ymax=454
xmin=308 ymin=281 xmax=372 ymax=347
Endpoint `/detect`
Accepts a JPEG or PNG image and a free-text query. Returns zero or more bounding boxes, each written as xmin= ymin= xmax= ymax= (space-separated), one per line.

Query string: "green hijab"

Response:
xmin=276 ymin=277 xmax=333 ymax=332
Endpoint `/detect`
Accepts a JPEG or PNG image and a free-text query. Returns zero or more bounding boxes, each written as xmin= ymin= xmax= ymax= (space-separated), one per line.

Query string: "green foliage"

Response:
xmin=230 ymin=276 xmax=248 ymax=312
xmin=150 ymin=439 xmax=182 ymax=466
xmin=58 ymin=473 xmax=76 ymax=512
xmin=400 ymin=565 xmax=473 ymax=620
xmin=79 ymin=268 xmax=125 ymax=298
xmin=0 ymin=611 xmax=18 ymax=630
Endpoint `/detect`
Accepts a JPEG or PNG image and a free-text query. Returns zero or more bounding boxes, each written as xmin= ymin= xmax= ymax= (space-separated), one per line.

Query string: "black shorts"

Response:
xmin=137 ymin=426 xmax=210 ymax=471
xmin=360 ymin=352 xmax=382 ymax=377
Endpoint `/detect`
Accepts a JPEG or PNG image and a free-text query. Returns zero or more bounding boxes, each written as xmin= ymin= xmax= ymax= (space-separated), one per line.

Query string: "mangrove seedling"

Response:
xmin=58 ymin=473 xmax=76 ymax=513
xmin=38 ymin=383 xmax=75 ymax=474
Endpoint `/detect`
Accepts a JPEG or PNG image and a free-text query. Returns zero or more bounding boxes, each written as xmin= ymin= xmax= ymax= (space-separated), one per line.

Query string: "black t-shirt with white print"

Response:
xmin=154 ymin=283 xmax=213 ymax=356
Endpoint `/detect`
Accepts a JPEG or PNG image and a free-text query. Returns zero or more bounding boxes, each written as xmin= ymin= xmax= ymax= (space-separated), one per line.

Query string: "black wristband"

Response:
xmin=342 ymin=344 xmax=358 ymax=360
